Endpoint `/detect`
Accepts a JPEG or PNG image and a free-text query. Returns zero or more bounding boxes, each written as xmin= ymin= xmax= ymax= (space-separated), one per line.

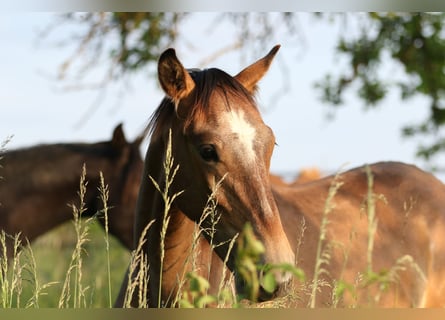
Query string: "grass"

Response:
xmin=149 ymin=130 xmax=184 ymax=307
xmin=0 ymin=134 xmax=424 ymax=308
xmin=1 ymin=219 xmax=130 ymax=308
xmin=308 ymin=171 xmax=343 ymax=308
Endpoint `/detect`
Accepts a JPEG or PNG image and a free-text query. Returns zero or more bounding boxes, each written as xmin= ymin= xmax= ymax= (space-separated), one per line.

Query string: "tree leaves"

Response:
xmin=319 ymin=13 xmax=445 ymax=162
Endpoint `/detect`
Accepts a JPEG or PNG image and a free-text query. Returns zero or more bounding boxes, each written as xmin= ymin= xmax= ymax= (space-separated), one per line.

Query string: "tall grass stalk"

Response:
xmin=98 ymin=172 xmax=112 ymax=307
xmin=364 ymin=165 xmax=378 ymax=276
xmin=172 ymin=175 xmax=225 ymax=307
xmin=122 ymin=220 xmax=153 ymax=308
xmin=148 ymin=130 xmax=184 ymax=307
xmin=0 ymin=232 xmax=57 ymax=308
xmin=361 ymin=166 xmax=427 ymax=306
xmin=0 ymin=135 xmax=13 ymax=199
xmin=206 ymin=176 xmax=239 ymax=307
xmin=362 ymin=165 xmax=385 ymax=305
xmin=0 ymin=232 xmax=23 ymax=308
xmin=309 ymin=173 xmax=343 ymax=308
xmin=216 ymin=236 xmax=237 ymax=306
xmin=0 ymin=135 xmax=13 ymax=157
xmin=191 ymin=175 xmax=240 ymax=307
xmin=22 ymin=240 xmax=58 ymax=308
xmin=58 ymin=164 xmax=93 ymax=308
xmin=294 ymin=217 xmax=306 ymax=267
xmin=175 ymin=174 xmax=239 ymax=308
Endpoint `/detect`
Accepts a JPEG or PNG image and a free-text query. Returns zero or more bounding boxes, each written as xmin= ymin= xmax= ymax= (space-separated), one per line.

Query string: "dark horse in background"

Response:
xmin=0 ymin=124 xmax=143 ymax=257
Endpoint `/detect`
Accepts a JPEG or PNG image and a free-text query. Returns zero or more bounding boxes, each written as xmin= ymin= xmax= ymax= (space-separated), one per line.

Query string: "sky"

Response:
xmin=1 ymin=13 xmax=441 ymax=180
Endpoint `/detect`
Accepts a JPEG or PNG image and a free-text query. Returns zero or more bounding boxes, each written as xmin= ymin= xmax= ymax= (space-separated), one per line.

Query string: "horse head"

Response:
xmin=149 ymin=45 xmax=295 ymax=298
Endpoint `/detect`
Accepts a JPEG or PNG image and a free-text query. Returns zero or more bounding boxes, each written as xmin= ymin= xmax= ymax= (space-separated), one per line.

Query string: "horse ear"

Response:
xmin=158 ymin=48 xmax=195 ymax=105
xmin=235 ymin=45 xmax=280 ymax=93
xmin=112 ymin=123 xmax=127 ymax=149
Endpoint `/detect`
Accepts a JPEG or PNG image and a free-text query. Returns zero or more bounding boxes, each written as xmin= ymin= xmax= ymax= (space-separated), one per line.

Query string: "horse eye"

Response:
xmin=198 ymin=144 xmax=218 ymax=162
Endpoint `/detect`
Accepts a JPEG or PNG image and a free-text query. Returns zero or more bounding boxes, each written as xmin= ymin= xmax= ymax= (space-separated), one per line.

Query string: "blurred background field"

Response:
xmin=19 ymin=220 xmax=130 ymax=308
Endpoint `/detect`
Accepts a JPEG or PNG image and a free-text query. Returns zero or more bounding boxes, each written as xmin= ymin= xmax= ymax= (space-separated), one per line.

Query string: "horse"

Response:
xmin=291 ymin=167 xmax=321 ymax=185
xmin=0 ymin=124 xmax=143 ymax=257
xmin=270 ymin=168 xmax=322 ymax=187
xmin=116 ymin=45 xmax=445 ymax=307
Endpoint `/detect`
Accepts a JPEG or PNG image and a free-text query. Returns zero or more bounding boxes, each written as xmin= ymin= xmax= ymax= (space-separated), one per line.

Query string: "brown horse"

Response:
xmin=117 ymin=45 xmax=445 ymax=307
xmin=0 ymin=124 xmax=143 ymax=256
xmin=270 ymin=168 xmax=322 ymax=187
xmin=291 ymin=167 xmax=321 ymax=185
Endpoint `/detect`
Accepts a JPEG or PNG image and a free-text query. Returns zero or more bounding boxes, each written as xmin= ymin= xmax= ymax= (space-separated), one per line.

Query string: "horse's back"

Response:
xmin=274 ymin=161 xmax=445 ymax=307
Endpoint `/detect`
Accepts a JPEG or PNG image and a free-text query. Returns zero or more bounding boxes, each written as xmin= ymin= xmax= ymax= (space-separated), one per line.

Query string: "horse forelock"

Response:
xmin=147 ymin=68 xmax=258 ymax=142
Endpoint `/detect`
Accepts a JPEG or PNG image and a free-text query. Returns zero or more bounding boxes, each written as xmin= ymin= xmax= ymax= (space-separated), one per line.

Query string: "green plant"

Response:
xmin=178 ymin=272 xmax=217 ymax=308
xmin=236 ymin=223 xmax=304 ymax=304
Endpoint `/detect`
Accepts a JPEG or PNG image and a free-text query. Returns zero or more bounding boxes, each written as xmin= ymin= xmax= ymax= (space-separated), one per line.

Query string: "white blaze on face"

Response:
xmin=226 ymin=110 xmax=257 ymax=163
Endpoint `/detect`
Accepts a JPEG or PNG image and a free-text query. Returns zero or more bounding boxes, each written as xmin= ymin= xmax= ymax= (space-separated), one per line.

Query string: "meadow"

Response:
xmin=0 ymin=136 xmax=426 ymax=308
xmin=0 ymin=216 xmax=131 ymax=308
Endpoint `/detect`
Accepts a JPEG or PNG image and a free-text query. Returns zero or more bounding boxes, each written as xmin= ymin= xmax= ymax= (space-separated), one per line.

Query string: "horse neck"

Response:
xmin=99 ymin=144 xmax=141 ymax=251
xmin=134 ymin=137 xmax=206 ymax=306
xmin=0 ymin=146 xmax=106 ymax=243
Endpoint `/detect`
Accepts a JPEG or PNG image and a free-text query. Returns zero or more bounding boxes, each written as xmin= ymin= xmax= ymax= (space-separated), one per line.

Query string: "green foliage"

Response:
xmin=235 ymin=223 xmax=304 ymax=303
xmin=178 ymin=223 xmax=304 ymax=308
xmin=261 ymin=263 xmax=305 ymax=295
xmin=235 ymin=223 xmax=266 ymax=302
xmin=109 ymin=13 xmax=183 ymax=72
xmin=317 ymin=13 xmax=445 ymax=161
xmin=178 ymin=272 xmax=217 ymax=308
xmin=54 ymin=12 xmax=185 ymax=81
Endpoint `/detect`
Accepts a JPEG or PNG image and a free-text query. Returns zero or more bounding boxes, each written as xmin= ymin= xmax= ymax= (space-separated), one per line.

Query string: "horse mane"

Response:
xmin=147 ymin=68 xmax=258 ymax=141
